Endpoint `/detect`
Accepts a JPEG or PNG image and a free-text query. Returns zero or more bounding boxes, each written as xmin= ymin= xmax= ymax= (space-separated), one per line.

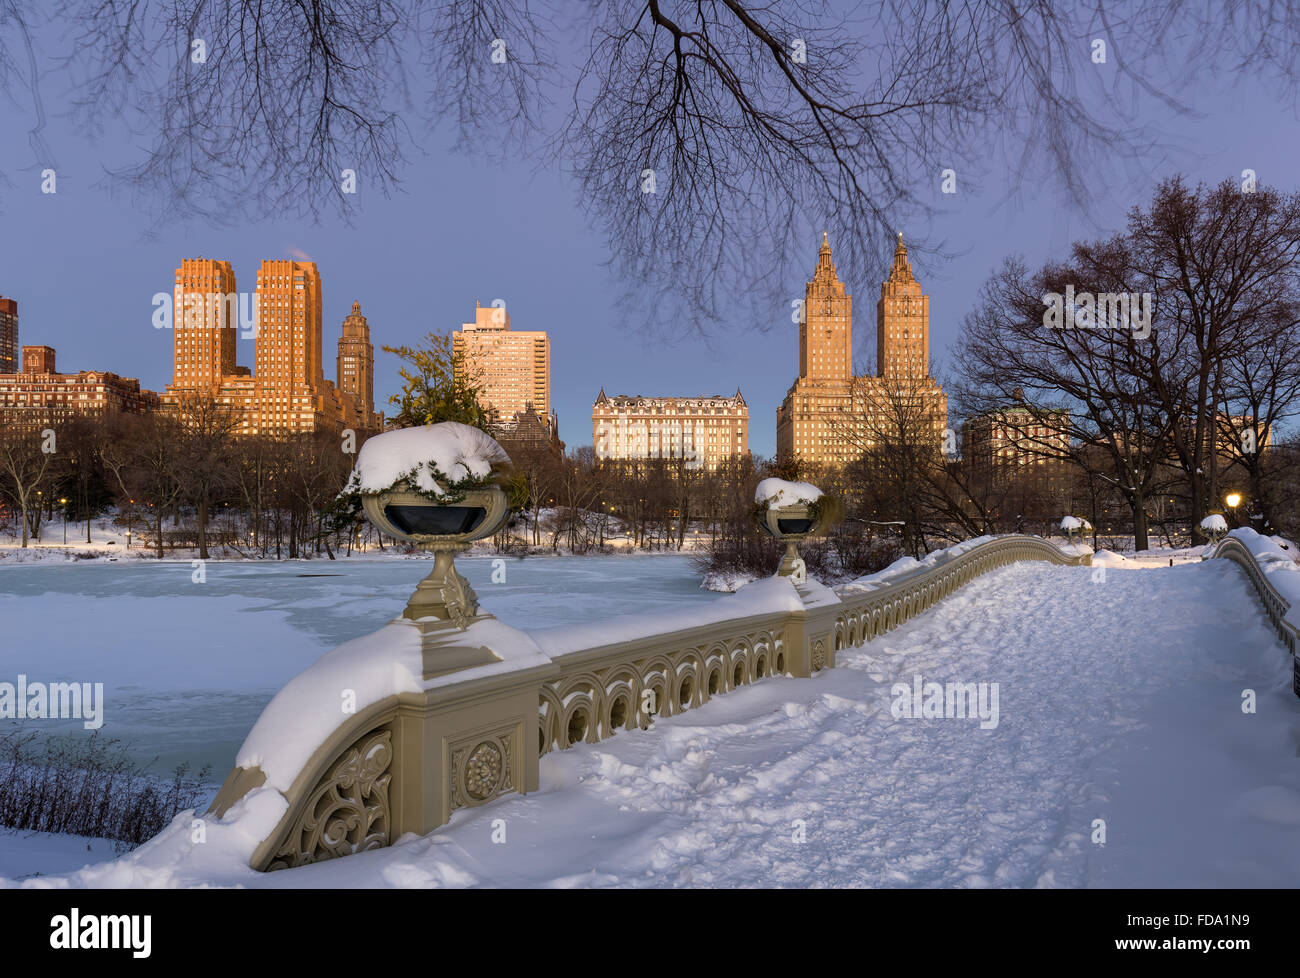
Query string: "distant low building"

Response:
xmin=962 ymin=395 xmax=1072 ymax=482
xmin=492 ymin=402 xmax=564 ymax=458
xmin=593 ymin=390 xmax=749 ymax=471
xmin=0 ymin=344 xmax=159 ymax=429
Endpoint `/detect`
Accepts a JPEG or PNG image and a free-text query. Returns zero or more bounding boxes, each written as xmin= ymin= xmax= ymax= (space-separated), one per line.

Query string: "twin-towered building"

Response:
xmin=777 ymin=233 xmax=948 ymax=466
xmin=163 ymin=258 xmax=381 ymax=434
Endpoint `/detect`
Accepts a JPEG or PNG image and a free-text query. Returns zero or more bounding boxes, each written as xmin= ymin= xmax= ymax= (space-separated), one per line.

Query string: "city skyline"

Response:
xmin=1 ymin=52 xmax=1293 ymax=457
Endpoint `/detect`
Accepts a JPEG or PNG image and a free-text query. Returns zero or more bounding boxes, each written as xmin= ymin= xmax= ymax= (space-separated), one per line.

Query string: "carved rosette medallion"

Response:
xmin=812 ymin=639 xmax=826 ymax=671
xmin=464 ymin=742 xmax=503 ymax=799
xmin=450 ymin=730 xmax=514 ymax=811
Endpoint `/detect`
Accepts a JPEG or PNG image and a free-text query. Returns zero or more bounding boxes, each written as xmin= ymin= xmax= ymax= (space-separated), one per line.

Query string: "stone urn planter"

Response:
xmin=754 ymin=478 xmax=843 ymax=583
xmin=344 ymin=423 xmax=514 ymax=634
xmin=363 ymin=483 xmax=512 ymax=626
xmin=1060 ymin=515 xmax=1092 ymax=546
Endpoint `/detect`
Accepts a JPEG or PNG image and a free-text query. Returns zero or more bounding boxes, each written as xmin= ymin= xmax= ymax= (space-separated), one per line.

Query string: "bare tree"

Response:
xmin=174 ymin=393 xmax=242 ymax=559
xmin=120 ymin=413 xmax=185 ymax=558
xmin=0 ymin=427 xmax=53 ymax=547
xmin=25 ymin=2 xmax=1300 ymax=330
xmin=957 ymin=255 xmax=1177 ymax=551
xmin=1102 ymin=179 xmax=1300 ymax=535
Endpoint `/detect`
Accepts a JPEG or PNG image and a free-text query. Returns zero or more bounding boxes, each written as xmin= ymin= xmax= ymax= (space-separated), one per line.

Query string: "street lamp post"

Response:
xmin=1225 ymin=492 xmax=1242 ymax=528
xmin=59 ymin=498 xmax=68 ymax=544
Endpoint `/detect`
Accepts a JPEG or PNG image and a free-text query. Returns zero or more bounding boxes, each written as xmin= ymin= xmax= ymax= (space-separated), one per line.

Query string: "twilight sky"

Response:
xmin=1 ymin=18 xmax=1296 ymax=457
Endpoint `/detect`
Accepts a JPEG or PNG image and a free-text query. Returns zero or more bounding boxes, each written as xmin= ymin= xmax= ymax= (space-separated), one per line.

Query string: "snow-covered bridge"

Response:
xmin=23 ymin=532 xmax=1300 ymax=888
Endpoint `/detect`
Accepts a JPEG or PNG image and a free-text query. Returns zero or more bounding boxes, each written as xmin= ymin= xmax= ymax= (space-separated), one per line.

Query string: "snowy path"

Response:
xmin=19 ymin=559 xmax=1300 ymax=887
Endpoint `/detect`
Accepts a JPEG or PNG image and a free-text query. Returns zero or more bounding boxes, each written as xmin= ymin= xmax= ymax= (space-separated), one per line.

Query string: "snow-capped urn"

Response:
xmin=1060 ymin=515 xmax=1093 ymax=545
xmin=347 ymin=423 xmax=514 ymax=628
xmin=753 ymin=478 xmax=843 ymax=583
xmin=345 ymin=422 xmax=512 ymax=505
xmin=1200 ymin=513 xmax=1228 ymax=542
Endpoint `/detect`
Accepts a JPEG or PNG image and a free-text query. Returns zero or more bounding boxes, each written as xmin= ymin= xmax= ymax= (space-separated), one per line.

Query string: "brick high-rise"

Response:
xmin=173 ymin=259 xmax=238 ymax=389
xmin=163 ymin=258 xmax=380 ymax=435
xmin=453 ymin=300 xmax=555 ymax=446
xmin=0 ymin=296 xmax=17 ymax=374
xmin=453 ymin=302 xmax=551 ymax=421
xmin=337 ymin=301 xmax=378 ymax=431
xmin=252 ymin=259 xmax=324 ymax=432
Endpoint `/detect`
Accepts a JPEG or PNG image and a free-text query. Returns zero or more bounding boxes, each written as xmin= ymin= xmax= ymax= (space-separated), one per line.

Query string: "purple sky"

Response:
xmin=1 ymin=24 xmax=1296 ymax=457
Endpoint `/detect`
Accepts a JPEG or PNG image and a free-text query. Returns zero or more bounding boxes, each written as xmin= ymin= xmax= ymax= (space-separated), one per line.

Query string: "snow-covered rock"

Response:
xmin=701 ymin=570 xmax=757 ymax=593
xmin=347 ymin=423 xmax=510 ymax=498
xmin=754 ymin=478 xmax=823 ymax=508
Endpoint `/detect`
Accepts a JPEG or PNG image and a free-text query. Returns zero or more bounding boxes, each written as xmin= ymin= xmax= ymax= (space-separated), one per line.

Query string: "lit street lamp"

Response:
xmin=1225 ymin=492 xmax=1242 ymax=527
xmin=59 ymin=497 xmax=68 ymax=544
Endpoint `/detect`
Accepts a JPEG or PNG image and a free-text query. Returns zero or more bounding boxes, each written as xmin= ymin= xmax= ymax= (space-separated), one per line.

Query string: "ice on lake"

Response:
xmin=0 ymin=554 xmax=713 ymax=780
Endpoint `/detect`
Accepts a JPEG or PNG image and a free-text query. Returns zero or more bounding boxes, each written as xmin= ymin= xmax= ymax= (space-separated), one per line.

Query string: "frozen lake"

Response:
xmin=0 ymin=554 xmax=712 ymax=781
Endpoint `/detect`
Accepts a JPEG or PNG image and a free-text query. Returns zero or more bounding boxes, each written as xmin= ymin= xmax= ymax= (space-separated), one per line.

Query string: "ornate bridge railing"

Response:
xmin=1206 ymin=531 xmax=1300 ymax=697
xmin=210 ymin=534 xmax=1090 ymax=871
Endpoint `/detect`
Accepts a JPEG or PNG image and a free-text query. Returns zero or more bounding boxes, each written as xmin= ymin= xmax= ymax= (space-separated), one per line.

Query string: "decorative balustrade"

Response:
xmin=210 ymin=533 xmax=1090 ymax=871
xmin=1206 ymin=534 xmax=1300 ymax=696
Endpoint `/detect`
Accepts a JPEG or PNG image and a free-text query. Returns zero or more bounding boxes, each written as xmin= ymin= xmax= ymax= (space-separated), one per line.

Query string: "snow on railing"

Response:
xmin=529 ymin=534 xmax=1089 ymax=757
xmin=1206 ymin=529 xmax=1300 ymax=697
xmin=209 ymin=533 xmax=1091 ymax=872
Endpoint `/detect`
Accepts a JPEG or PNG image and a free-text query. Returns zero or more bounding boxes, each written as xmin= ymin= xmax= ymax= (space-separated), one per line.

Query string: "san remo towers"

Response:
xmin=777 ymin=233 xmax=947 ymax=467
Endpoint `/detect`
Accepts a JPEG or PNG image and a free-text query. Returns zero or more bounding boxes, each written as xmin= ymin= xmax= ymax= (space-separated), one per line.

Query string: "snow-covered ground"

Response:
xmin=6 ymin=554 xmax=1298 ymax=887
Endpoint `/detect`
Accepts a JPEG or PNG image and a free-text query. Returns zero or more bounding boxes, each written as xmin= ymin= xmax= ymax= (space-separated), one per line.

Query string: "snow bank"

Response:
xmin=348 ymin=423 xmax=511 ymax=497
xmin=13 ymin=786 xmax=288 ymax=889
xmin=701 ymin=570 xmax=757 ymax=593
xmin=754 ymin=478 xmax=822 ymax=507
xmin=1090 ymin=550 xmax=1129 ymax=567
xmin=533 ymin=575 xmax=817 ymax=658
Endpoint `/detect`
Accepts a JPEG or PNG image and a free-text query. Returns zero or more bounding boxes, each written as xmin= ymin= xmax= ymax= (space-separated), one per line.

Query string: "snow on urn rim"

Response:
xmin=349 ymin=422 xmax=512 ymax=499
xmin=755 ymin=477 xmax=824 ymax=508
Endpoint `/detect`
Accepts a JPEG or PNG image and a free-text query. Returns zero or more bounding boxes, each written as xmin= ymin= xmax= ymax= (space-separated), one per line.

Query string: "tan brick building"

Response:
xmin=0 ymin=345 xmax=159 ymax=429
xmin=777 ymin=233 xmax=947 ymax=466
xmin=453 ymin=302 xmax=551 ymax=421
xmin=163 ymin=258 xmax=379 ymax=435
xmin=172 ymin=259 xmax=239 ymax=389
xmin=963 ymin=400 xmax=1072 ymax=493
xmin=337 ymin=301 xmax=380 ymax=431
xmin=593 ymin=391 xmax=749 ymax=471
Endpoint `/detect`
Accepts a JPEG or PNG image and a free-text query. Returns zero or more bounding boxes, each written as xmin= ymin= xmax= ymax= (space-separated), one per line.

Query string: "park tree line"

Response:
xmin=0 ymin=395 xmax=358 ymax=558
